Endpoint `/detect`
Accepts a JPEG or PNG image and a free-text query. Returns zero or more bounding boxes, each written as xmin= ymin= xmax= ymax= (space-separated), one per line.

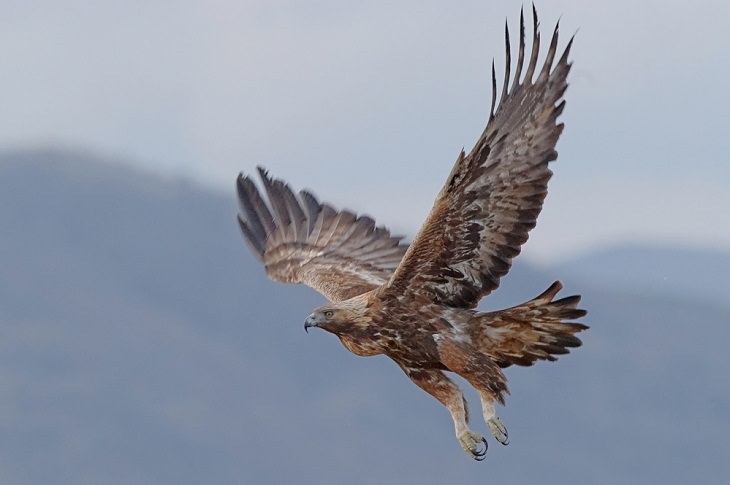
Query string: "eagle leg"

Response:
xmin=397 ymin=365 xmax=489 ymax=460
xmin=482 ymin=398 xmax=509 ymax=445
xmin=437 ymin=337 xmax=511 ymax=446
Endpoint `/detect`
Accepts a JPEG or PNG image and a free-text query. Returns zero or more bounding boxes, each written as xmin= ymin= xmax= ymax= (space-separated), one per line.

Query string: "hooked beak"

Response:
xmin=304 ymin=315 xmax=318 ymax=333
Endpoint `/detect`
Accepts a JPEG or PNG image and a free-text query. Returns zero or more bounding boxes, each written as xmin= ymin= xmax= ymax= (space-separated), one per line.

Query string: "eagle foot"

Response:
xmin=487 ymin=416 xmax=509 ymax=445
xmin=457 ymin=430 xmax=488 ymax=460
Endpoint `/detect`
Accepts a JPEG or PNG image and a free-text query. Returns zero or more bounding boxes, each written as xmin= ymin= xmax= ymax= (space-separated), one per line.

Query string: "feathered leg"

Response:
xmin=478 ymin=393 xmax=509 ymax=445
xmin=436 ymin=337 xmax=511 ymax=446
xmin=399 ymin=365 xmax=488 ymax=460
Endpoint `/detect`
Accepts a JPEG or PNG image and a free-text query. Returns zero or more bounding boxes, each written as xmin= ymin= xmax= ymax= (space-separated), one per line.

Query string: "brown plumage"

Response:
xmin=236 ymin=6 xmax=587 ymax=461
xmin=237 ymin=166 xmax=408 ymax=301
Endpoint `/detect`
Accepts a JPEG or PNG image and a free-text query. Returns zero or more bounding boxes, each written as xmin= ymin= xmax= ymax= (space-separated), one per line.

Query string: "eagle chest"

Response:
xmin=338 ymin=328 xmax=388 ymax=357
xmin=359 ymin=322 xmax=444 ymax=366
xmin=338 ymin=320 xmax=418 ymax=358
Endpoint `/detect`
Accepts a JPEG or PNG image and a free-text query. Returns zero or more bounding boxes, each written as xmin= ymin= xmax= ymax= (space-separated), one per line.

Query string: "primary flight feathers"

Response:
xmin=385 ymin=14 xmax=572 ymax=308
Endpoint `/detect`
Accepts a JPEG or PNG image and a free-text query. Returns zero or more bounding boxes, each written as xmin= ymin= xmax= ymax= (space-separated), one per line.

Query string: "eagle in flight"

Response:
xmin=236 ymin=6 xmax=587 ymax=460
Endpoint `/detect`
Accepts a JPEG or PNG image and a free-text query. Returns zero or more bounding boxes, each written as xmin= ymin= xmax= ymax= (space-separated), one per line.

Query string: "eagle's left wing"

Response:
xmin=381 ymin=9 xmax=572 ymax=308
xmin=237 ymin=168 xmax=408 ymax=302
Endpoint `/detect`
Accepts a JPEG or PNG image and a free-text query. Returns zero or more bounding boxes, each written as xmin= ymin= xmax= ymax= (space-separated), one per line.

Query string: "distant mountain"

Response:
xmin=554 ymin=245 xmax=730 ymax=310
xmin=1 ymin=149 xmax=728 ymax=484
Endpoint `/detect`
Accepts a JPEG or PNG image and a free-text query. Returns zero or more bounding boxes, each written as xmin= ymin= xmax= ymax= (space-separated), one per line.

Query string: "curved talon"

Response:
xmin=458 ymin=430 xmax=488 ymax=460
xmin=495 ymin=424 xmax=509 ymax=446
xmin=472 ymin=437 xmax=488 ymax=461
xmin=487 ymin=416 xmax=509 ymax=446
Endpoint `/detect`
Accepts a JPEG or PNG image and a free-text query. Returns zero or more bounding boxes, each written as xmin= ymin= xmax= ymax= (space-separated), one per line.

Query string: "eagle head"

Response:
xmin=303 ymin=305 xmax=350 ymax=334
xmin=303 ymin=294 xmax=381 ymax=356
xmin=304 ymin=293 xmax=374 ymax=334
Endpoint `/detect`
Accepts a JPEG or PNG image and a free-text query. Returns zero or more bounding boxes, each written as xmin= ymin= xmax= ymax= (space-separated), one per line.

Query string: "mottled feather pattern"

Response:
xmin=474 ymin=281 xmax=588 ymax=368
xmin=236 ymin=168 xmax=408 ymax=302
xmin=383 ymin=9 xmax=574 ymax=309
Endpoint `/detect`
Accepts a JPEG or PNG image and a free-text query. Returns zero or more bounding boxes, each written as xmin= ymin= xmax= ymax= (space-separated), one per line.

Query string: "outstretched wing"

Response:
xmin=237 ymin=168 xmax=408 ymax=302
xmin=382 ymin=7 xmax=573 ymax=308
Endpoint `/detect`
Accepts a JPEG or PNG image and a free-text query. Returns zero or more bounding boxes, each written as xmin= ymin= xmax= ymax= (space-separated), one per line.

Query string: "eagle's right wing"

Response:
xmin=237 ymin=168 xmax=408 ymax=302
xmin=381 ymin=7 xmax=573 ymax=309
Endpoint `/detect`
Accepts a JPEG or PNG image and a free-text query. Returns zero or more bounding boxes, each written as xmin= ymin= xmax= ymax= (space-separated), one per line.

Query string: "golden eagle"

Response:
xmin=236 ymin=6 xmax=587 ymax=460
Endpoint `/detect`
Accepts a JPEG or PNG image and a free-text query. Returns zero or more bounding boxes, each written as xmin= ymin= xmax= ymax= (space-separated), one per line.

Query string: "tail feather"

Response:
xmin=473 ymin=281 xmax=588 ymax=368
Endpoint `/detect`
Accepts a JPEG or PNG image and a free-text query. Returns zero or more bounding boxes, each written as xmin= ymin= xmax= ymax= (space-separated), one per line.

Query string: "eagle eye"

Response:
xmin=324 ymin=310 xmax=334 ymax=319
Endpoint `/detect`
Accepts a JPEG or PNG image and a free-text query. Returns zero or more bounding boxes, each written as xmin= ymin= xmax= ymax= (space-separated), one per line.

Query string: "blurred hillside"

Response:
xmin=0 ymin=150 xmax=728 ymax=484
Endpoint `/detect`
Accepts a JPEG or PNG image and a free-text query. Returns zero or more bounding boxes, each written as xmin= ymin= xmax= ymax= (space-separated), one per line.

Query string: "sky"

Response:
xmin=2 ymin=0 xmax=729 ymax=263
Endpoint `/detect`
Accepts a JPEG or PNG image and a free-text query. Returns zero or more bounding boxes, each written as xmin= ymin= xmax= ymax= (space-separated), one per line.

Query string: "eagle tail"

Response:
xmin=474 ymin=281 xmax=588 ymax=368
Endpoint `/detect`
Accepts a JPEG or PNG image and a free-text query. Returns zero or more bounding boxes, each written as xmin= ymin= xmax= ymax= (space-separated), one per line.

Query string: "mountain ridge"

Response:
xmin=1 ymin=149 xmax=727 ymax=484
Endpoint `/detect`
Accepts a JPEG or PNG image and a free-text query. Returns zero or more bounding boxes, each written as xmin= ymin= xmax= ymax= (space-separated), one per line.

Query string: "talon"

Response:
xmin=487 ymin=416 xmax=509 ymax=446
xmin=473 ymin=437 xmax=488 ymax=461
xmin=458 ymin=430 xmax=488 ymax=461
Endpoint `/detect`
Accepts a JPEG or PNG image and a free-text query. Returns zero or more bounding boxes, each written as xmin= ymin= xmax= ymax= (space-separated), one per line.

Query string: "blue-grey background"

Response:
xmin=1 ymin=1 xmax=729 ymax=483
xmin=3 ymin=0 xmax=730 ymax=260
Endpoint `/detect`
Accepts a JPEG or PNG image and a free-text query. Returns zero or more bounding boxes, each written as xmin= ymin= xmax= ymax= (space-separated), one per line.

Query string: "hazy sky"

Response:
xmin=3 ymin=0 xmax=729 ymax=262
